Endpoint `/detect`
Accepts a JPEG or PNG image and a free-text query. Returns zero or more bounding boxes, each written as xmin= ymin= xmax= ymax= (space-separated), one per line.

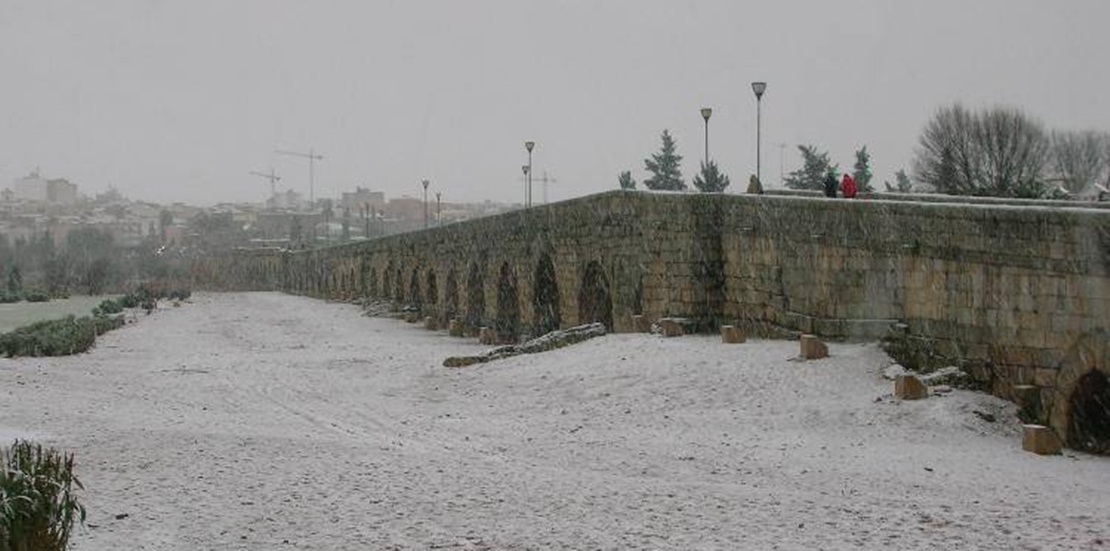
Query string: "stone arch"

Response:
xmin=382 ymin=265 xmax=392 ymax=301
xmin=444 ymin=269 xmax=459 ymax=326
xmin=578 ymin=260 xmax=613 ymax=331
xmin=496 ymin=261 xmax=521 ymax=343
xmin=360 ymin=256 xmax=373 ymax=296
xmin=532 ymin=253 xmax=561 ymax=335
xmin=633 ymin=275 xmax=644 ymax=315
xmin=466 ymin=262 xmax=485 ymax=333
xmin=425 ymin=268 xmax=438 ymax=319
xmin=409 ymin=269 xmax=422 ymax=311
xmin=1068 ymin=370 xmax=1110 ymax=454
xmin=393 ymin=267 xmax=403 ymax=304
xmin=1050 ymin=330 xmax=1110 ymax=453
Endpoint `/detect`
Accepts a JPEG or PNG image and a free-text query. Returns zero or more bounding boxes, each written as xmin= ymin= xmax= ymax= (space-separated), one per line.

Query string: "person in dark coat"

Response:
xmin=840 ymin=173 xmax=859 ymax=198
xmin=822 ymin=171 xmax=839 ymax=198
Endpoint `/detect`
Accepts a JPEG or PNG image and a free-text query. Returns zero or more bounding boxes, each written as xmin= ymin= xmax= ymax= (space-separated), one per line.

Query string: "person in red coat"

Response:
xmin=840 ymin=173 xmax=858 ymax=199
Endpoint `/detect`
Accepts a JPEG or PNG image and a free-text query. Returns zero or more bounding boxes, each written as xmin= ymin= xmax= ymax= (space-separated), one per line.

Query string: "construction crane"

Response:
xmin=249 ymin=168 xmax=281 ymax=199
xmin=276 ymin=147 xmax=324 ymax=206
xmin=518 ymin=171 xmax=557 ymax=204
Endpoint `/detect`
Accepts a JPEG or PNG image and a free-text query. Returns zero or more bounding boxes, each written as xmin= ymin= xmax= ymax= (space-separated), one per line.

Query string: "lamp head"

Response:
xmin=700 ymin=107 xmax=713 ymax=121
xmin=751 ymin=81 xmax=767 ymax=100
xmin=524 ymin=141 xmax=535 ymax=152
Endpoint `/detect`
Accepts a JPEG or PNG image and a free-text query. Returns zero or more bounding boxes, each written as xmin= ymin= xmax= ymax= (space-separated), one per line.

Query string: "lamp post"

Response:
xmin=422 ymin=179 xmax=429 ymax=229
xmin=700 ymin=107 xmax=713 ymax=166
xmin=521 ymin=165 xmax=530 ymax=206
xmin=524 ymin=141 xmax=535 ymax=208
xmin=751 ymin=81 xmax=767 ymax=185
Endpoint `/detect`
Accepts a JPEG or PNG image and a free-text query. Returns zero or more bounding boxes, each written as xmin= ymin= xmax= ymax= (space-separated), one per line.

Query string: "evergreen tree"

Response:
xmin=853 ymin=146 xmax=874 ymax=192
xmin=884 ymin=169 xmax=914 ymax=193
xmin=692 ymin=160 xmax=730 ymax=193
xmin=618 ymin=170 xmax=637 ymax=190
xmin=643 ymin=130 xmax=685 ymax=191
xmin=783 ymin=145 xmax=837 ymax=190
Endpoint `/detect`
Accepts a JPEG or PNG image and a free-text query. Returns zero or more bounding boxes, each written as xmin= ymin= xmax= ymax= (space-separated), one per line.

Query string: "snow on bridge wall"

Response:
xmin=191 ymin=190 xmax=1109 ymax=445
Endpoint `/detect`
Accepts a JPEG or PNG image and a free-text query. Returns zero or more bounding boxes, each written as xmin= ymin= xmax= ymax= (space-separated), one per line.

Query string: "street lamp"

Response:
xmin=422 ymin=179 xmax=430 ymax=229
xmin=524 ymin=141 xmax=535 ymax=208
xmin=700 ymin=107 xmax=713 ymax=166
xmin=521 ymin=165 xmax=530 ymax=206
xmin=751 ymin=81 xmax=767 ymax=185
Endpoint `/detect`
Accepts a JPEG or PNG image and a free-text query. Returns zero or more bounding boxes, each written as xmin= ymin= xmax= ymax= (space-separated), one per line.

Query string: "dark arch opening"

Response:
xmin=578 ymin=261 xmax=613 ymax=331
xmin=393 ymin=268 xmax=403 ymax=304
xmin=466 ymin=263 xmax=485 ymax=334
xmin=444 ymin=270 xmax=459 ymax=326
xmin=633 ymin=276 xmax=644 ymax=315
xmin=409 ymin=270 xmax=422 ymax=312
xmin=425 ymin=269 xmax=438 ymax=319
xmin=1068 ymin=370 xmax=1110 ymax=454
xmin=533 ymin=254 xmax=561 ymax=336
xmin=496 ymin=262 xmax=521 ymax=343
xmin=360 ymin=257 xmax=373 ymax=296
xmin=382 ymin=265 xmax=392 ymax=302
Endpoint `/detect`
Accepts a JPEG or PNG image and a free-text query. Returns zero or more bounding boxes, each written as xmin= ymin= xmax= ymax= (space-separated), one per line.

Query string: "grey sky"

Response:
xmin=2 ymin=1 xmax=1107 ymax=206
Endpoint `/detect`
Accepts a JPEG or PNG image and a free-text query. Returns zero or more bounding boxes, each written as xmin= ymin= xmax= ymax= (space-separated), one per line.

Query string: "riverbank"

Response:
xmin=1 ymin=292 xmax=1106 ymax=550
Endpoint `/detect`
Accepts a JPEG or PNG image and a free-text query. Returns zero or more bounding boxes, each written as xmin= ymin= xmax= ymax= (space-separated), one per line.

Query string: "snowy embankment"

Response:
xmin=0 ymin=292 xmax=1106 ymax=550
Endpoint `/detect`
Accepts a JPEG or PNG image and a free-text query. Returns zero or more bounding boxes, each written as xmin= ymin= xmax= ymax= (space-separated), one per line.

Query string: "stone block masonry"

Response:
xmin=189 ymin=190 xmax=1109 ymax=451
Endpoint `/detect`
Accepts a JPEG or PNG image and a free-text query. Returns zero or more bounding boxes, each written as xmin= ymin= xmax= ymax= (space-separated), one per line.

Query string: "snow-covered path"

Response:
xmin=1 ymin=292 xmax=1106 ymax=550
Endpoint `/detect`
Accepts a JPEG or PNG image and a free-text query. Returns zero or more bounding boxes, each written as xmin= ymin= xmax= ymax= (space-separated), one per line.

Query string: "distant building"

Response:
xmin=12 ymin=170 xmax=78 ymax=205
xmin=340 ymin=187 xmax=386 ymax=211
xmin=267 ymin=189 xmax=306 ymax=211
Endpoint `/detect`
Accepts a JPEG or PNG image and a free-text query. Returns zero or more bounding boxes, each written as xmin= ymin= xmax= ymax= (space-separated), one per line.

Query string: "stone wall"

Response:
xmin=191 ymin=191 xmax=1109 ymax=447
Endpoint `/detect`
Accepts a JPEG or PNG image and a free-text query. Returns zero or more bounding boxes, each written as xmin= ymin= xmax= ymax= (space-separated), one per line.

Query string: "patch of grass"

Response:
xmin=0 ymin=440 xmax=85 ymax=551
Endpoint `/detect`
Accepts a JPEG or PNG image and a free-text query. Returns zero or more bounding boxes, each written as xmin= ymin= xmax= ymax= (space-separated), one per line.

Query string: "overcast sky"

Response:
xmin=2 ymin=1 xmax=1108 ymax=206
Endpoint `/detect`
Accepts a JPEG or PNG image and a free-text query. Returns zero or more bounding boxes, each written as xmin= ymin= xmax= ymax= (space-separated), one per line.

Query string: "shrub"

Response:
xmin=0 ymin=293 xmax=21 ymax=304
xmin=23 ymin=291 xmax=50 ymax=303
xmin=0 ymin=440 xmax=85 ymax=551
xmin=96 ymin=298 xmax=124 ymax=316
xmin=118 ymin=294 xmax=140 ymax=309
xmin=91 ymin=315 xmax=124 ymax=336
xmin=0 ymin=316 xmax=98 ymax=358
xmin=168 ymin=289 xmax=191 ymax=301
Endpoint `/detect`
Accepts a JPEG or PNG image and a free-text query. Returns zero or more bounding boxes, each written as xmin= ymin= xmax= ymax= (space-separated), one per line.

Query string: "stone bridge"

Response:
xmin=191 ymin=190 xmax=1110 ymax=453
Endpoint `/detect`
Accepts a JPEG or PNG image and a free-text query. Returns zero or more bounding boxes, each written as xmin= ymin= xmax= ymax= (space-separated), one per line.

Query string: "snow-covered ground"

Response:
xmin=1 ymin=292 xmax=1106 ymax=550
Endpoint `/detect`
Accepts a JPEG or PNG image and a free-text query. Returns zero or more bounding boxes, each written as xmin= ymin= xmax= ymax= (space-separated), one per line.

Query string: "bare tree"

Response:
xmin=1051 ymin=130 xmax=1108 ymax=194
xmin=913 ymin=104 xmax=1050 ymax=198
